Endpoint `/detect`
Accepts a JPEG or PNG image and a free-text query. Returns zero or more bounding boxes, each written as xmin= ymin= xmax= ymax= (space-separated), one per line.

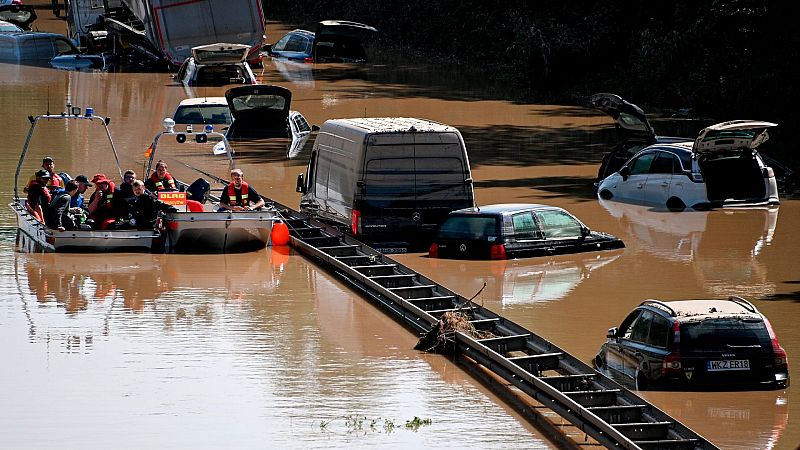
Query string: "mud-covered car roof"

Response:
xmin=641 ymin=298 xmax=764 ymax=322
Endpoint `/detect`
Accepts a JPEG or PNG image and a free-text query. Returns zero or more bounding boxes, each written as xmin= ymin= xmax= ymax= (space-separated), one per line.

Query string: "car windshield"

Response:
xmin=680 ymin=318 xmax=770 ymax=353
xmin=174 ymin=105 xmax=231 ymax=124
xmin=437 ymin=215 xmax=499 ymax=240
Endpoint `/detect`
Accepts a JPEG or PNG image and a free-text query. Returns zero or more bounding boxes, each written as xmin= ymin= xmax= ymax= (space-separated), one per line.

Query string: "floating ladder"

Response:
xmin=273 ymin=205 xmax=717 ymax=450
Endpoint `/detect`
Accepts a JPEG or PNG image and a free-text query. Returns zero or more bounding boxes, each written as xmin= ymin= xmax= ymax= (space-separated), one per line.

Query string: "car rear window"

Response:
xmin=363 ymin=156 xmax=468 ymax=203
xmin=680 ymin=318 xmax=770 ymax=352
xmin=437 ymin=215 xmax=499 ymax=240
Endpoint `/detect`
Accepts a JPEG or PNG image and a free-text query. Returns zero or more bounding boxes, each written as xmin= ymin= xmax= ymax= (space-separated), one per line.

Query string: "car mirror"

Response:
xmin=262 ymin=43 xmax=272 ymax=54
xmin=619 ymin=166 xmax=630 ymax=180
xmin=312 ymin=124 xmax=320 ymax=132
xmin=296 ymin=173 xmax=305 ymax=193
xmin=607 ymin=327 xmax=618 ymax=338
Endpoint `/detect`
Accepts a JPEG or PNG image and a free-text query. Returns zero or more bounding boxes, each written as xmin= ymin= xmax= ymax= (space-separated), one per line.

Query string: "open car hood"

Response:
xmin=192 ymin=43 xmax=249 ymax=64
xmin=313 ymin=20 xmax=377 ymax=62
xmin=590 ymin=93 xmax=655 ymax=140
xmin=0 ymin=4 xmax=36 ymax=30
xmin=225 ymin=85 xmax=293 ymax=139
xmin=693 ymin=120 xmax=778 ymax=154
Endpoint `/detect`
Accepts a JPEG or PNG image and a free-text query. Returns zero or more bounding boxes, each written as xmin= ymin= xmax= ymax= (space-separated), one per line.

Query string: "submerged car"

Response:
xmin=175 ymin=43 xmax=256 ymax=86
xmin=172 ymin=97 xmax=232 ymax=127
xmin=0 ymin=19 xmax=22 ymax=32
xmin=0 ymin=31 xmax=78 ymax=65
xmin=597 ymin=120 xmax=781 ymax=210
xmin=224 ymin=85 xmax=314 ymax=156
xmin=428 ymin=203 xmax=624 ymax=260
xmin=0 ymin=4 xmax=35 ymax=30
xmin=594 ymin=297 xmax=789 ymax=391
xmin=266 ymin=20 xmax=377 ymax=63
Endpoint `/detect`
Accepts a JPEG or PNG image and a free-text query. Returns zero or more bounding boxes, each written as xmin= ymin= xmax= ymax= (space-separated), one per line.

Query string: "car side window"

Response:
xmin=534 ymin=210 xmax=582 ymax=239
xmin=512 ymin=213 xmax=540 ymax=239
xmin=650 ymin=152 xmax=677 ymax=174
xmin=54 ymin=38 xmax=74 ymax=55
xmin=293 ymin=115 xmax=311 ymax=133
xmin=629 ymin=310 xmax=653 ymax=343
xmin=647 ymin=314 xmax=670 ymax=348
xmin=273 ymin=35 xmax=291 ymax=51
xmin=620 ymin=311 xmax=642 ymax=339
xmin=629 ymin=152 xmax=656 ymax=175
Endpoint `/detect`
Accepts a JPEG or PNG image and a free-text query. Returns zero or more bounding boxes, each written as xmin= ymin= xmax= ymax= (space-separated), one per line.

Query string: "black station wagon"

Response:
xmin=594 ymin=297 xmax=790 ymax=391
xmin=428 ymin=203 xmax=624 ymax=260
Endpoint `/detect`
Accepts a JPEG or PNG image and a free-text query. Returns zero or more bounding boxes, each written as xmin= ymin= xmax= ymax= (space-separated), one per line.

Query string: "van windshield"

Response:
xmin=363 ymin=156 xmax=467 ymax=205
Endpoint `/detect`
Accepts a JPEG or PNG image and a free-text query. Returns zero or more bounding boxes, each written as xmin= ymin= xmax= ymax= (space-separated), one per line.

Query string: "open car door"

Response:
xmin=591 ymin=93 xmax=656 ymax=142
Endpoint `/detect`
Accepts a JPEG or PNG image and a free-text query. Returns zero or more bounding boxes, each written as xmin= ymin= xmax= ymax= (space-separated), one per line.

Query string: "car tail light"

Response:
xmin=304 ymin=57 xmax=314 ymax=63
xmin=11 ymin=0 xmax=23 ymax=4
xmin=489 ymin=243 xmax=506 ymax=260
xmin=351 ymin=209 xmax=361 ymax=236
xmin=763 ymin=166 xmax=775 ymax=178
xmin=662 ymin=321 xmax=682 ymax=375
xmin=428 ymin=243 xmax=439 ymax=258
xmin=764 ymin=318 xmax=789 ymax=370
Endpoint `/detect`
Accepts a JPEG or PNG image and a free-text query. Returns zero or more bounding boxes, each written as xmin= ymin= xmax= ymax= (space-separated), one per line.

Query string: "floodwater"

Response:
xmin=1 ymin=19 xmax=799 ymax=450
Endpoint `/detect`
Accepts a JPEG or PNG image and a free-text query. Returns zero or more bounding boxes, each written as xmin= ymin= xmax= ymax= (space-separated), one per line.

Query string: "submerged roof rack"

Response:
xmin=727 ymin=295 xmax=758 ymax=313
xmin=640 ymin=299 xmax=676 ymax=317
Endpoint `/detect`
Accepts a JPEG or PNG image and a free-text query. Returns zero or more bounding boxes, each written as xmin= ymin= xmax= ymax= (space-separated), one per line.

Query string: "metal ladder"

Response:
xmin=276 ymin=207 xmax=718 ymax=450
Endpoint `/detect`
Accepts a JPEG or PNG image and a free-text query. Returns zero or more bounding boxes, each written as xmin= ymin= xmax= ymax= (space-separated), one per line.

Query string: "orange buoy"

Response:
xmin=271 ymin=221 xmax=290 ymax=246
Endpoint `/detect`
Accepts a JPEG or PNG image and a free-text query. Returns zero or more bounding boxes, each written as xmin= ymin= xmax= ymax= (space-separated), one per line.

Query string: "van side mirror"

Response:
xmin=619 ymin=166 xmax=630 ymax=181
xmin=262 ymin=43 xmax=272 ymax=54
xmin=296 ymin=174 xmax=306 ymax=193
xmin=312 ymin=124 xmax=320 ymax=131
xmin=607 ymin=327 xmax=618 ymax=338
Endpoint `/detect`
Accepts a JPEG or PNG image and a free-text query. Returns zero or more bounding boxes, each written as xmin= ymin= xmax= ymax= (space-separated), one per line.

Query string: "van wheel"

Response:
xmin=666 ymin=197 xmax=686 ymax=211
xmin=599 ymin=189 xmax=613 ymax=200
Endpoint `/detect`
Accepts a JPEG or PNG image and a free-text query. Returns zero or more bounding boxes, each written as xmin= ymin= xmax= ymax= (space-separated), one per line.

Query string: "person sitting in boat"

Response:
xmin=71 ymin=174 xmax=93 ymax=209
xmin=26 ymin=169 xmax=52 ymax=222
xmin=25 ymin=156 xmax=64 ymax=193
xmin=126 ymin=179 xmax=176 ymax=230
xmin=145 ymin=160 xmax=177 ymax=192
xmin=46 ymin=180 xmax=80 ymax=231
xmin=87 ymin=173 xmax=125 ymax=229
xmin=218 ymin=168 xmax=265 ymax=211
xmin=120 ymin=169 xmax=137 ymax=200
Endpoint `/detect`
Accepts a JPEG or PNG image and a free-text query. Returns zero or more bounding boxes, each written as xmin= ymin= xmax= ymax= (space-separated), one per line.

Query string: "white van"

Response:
xmin=296 ymin=117 xmax=475 ymax=251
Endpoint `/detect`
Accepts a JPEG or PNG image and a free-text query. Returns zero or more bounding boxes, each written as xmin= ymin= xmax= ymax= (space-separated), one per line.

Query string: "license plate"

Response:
xmin=707 ymin=359 xmax=750 ymax=371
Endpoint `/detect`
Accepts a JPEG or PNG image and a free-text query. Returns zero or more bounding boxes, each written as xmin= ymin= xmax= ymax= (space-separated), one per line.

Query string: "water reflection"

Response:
xmin=642 ymin=390 xmax=789 ymax=450
xmin=600 ymin=200 xmax=778 ymax=298
xmin=401 ymin=250 xmax=622 ymax=307
xmin=271 ymin=58 xmax=315 ymax=88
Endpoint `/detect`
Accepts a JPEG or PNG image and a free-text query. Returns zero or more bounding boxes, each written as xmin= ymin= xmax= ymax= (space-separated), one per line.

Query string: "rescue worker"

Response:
xmin=25 ymin=156 xmax=64 ymax=192
xmin=46 ymin=180 xmax=80 ymax=231
xmin=144 ymin=160 xmax=177 ymax=192
xmin=127 ymin=179 xmax=176 ymax=230
xmin=87 ymin=173 xmax=125 ymax=229
xmin=218 ymin=168 xmax=265 ymax=211
xmin=72 ymin=174 xmax=93 ymax=208
xmin=26 ymin=169 xmax=52 ymax=222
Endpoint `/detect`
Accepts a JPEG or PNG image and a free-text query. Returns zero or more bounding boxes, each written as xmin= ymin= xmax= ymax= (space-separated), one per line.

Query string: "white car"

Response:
xmin=175 ymin=43 xmax=256 ymax=86
xmin=597 ymin=120 xmax=780 ymax=210
xmin=172 ymin=97 xmax=232 ymax=127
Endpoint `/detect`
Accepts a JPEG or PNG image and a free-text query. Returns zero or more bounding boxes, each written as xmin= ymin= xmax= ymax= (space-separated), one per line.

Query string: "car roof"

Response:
xmin=452 ymin=203 xmax=563 ymax=215
xmin=642 ymin=298 xmax=763 ymax=321
xmin=641 ymin=141 xmax=693 ymax=155
xmin=177 ymin=97 xmax=227 ymax=107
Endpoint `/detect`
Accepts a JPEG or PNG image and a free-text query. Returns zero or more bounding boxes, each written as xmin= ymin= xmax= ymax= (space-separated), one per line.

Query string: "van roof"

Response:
xmin=325 ymin=117 xmax=457 ymax=134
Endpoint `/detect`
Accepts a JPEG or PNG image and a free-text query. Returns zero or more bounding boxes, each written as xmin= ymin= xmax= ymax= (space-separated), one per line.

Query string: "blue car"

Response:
xmin=265 ymin=20 xmax=377 ymax=63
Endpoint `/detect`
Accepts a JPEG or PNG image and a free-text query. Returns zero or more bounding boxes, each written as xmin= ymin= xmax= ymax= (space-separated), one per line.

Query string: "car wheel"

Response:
xmin=599 ymin=189 xmax=613 ymax=200
xmin=666 ymin=196 xmax=686 ymax=211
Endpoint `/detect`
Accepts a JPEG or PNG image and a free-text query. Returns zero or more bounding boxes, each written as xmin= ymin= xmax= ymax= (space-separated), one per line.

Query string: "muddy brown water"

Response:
xmin=0 ymin=15 xmax=798 ymax=449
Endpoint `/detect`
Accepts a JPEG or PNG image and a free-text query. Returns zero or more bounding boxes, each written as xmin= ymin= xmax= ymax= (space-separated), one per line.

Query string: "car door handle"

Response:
xmin=661 ymin=182 xmax=669 ymax=187
xmin=636 ymin=183 xmax=644 ymax=189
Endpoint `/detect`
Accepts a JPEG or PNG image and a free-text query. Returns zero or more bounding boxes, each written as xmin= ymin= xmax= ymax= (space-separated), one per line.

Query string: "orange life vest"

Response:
xmin=227 ymin=182 xmax=249 ymax=206
xmin=149 ymin=172 xmax=176 ymax=190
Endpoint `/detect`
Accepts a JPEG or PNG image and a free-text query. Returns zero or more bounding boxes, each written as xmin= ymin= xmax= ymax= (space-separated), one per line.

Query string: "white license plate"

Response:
xmin=707 ymin=359 xmax=750 ymax=371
